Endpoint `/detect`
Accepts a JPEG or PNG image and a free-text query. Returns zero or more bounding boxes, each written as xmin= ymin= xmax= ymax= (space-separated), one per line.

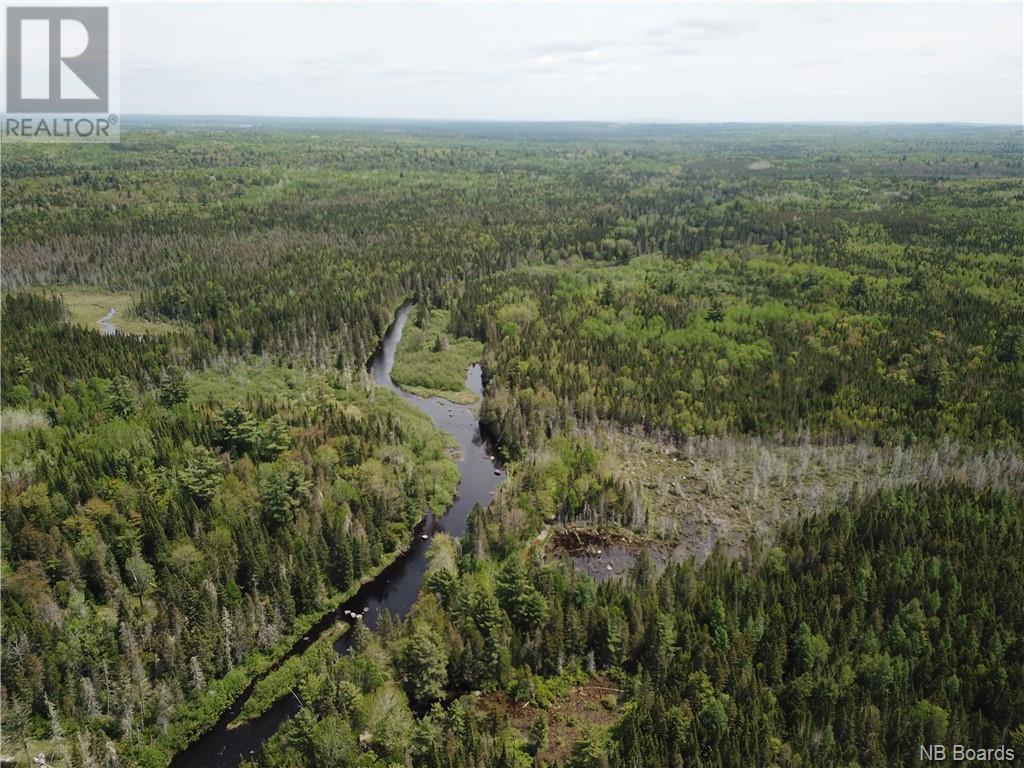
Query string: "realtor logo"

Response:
xmin=6 ymin=6 xmax=109 ymax=112
xmin=4 ymin=5 xmax=118 ymax=141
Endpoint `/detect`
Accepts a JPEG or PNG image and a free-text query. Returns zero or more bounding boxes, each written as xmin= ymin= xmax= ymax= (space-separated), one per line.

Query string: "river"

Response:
xmin=170 ymin=302 xmax=504 ymax=768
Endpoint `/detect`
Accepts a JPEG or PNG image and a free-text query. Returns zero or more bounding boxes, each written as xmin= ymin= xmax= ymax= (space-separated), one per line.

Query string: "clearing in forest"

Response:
xmin=479 ymin=674 xmax=621 ymax=764
xmin=390 ymin=307 xmax=483 ymax=404
xmin=31 ymin=286 xmax=180 ymax=336
xmin=551 ymin=427 xmax=1024 ymax=563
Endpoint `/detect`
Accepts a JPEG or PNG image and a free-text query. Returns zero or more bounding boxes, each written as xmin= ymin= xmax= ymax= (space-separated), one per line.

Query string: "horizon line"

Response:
xmin=116 ymin=113 xmax=1023 ymax=128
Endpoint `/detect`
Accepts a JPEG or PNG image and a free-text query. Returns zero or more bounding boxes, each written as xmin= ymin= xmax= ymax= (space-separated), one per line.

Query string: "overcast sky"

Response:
xmin=113 ymin=2 xmax=1022 ymax=123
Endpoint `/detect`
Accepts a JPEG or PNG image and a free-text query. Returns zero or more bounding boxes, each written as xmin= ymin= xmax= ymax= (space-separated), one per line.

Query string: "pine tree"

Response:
xmin=259 ymin=415 xmax=291 ymax=460
xmin=530 ymin=713 xmax=549 ymax=756
xmin=402 ymin=622 xmax=448 ymax=706
xmin=179 ymin=446 xmax=221 ymax=504
xmin=157 ymin=367 xmax=188 ymax=406
xmin=350 ymin=618 xmax=372 ymax=654
xmin=107 ymin=376 xmax=136 ymax=418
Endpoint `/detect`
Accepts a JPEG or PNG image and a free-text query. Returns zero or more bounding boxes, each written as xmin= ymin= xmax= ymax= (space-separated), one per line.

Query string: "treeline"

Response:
xmin=1 ymin=304 xmax=459 ymax=765
xmin=249 ymin=482 xmax=1024 ymax=767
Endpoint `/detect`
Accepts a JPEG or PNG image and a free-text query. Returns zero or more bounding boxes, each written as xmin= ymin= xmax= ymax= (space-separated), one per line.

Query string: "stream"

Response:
xmin=98 ymin=308 xmax=116 ymax=335
xmin=170 ymin=302 xmax=504 ymax=767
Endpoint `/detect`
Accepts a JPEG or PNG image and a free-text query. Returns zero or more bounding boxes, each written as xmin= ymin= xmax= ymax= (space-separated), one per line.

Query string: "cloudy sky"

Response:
xmin=114 ymin=2 xmax=1021 ymax=123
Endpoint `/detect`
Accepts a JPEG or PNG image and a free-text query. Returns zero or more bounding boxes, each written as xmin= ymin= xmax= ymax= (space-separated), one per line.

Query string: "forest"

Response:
xmin=246 ymin=483 xmax=1024 ymax=768
xmin=1 ymin=293 xmax=459 ymax=767
xmin=1 ymin=122 xmax=1022 ymax=767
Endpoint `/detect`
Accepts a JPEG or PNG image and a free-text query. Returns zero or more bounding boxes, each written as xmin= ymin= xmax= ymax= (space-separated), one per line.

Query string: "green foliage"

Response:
xmin=257 ymin=461 xmax=309 ymax=530
xmin=1 ymin=293 xmax=210 ymax=398
xmin=0 ymin=351 xmax=458 ymax=764
xmin=217 ymin=404 xmax=261 ymax=457
xmin=460 ymin=248 xmax=1023 ymax=451
xmin=530 ymin=713 xmax=549 ymax=755
xmin=178 ymin=445 xmax=221 ymax=504
xmin=258 ymin=415 xmax=291 ymax=461
xmin=391 ymin=308 xmax=484 ymax=403
xmin=234 ymin=623 xmax=345 ymax=726
xmin=497 ymin=559 xmax=549 ymax=635
xmin=365 ymin=483 xmax=1023 ymax=768
xmin=603 ymin=485 xmax=1023 ymax=767
xmin=567 ymin=728 xmax=610 ymax=768
xmin=158 ymin=367 xmax=189 ymax=407
xmin=3 ymin=123 xmax=1022 ymax=768
xmin=402 ymin=622 xmax=449 ymax=706
xmin=106 ymin=375 xmax=137 ymax=417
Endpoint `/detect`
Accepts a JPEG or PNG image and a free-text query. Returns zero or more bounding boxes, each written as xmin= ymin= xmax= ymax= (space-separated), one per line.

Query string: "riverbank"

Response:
xmin=164 ymin=302 xmax=504 ymax=768
xmin=230 ymin=622 xmax=348 ymax=728
xmin=146 ymin=520 xmax=423 ymax=767
xmin=139 ymin=370 xmax=459 ymax=766
xmin=389 ymin=308 xmax=483 ymax=404
xmin=132 ymin=604 xmax=343 ymax=768
xmin=227 ymin=530 xmax=423 ymax=729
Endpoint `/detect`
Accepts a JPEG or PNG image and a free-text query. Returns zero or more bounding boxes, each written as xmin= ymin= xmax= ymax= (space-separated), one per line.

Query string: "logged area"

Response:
xmin=1 ymin=123 xmax=1022 ymax=768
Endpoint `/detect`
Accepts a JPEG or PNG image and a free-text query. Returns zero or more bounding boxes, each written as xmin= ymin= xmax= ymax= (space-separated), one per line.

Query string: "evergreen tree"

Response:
xmin=402 ymin=623 xmax=449 ymax=706
xmin=158 ymin=367 xmax=188 ymax=407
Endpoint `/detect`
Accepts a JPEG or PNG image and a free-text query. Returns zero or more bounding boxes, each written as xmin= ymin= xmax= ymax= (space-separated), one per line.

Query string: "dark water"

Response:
xmin=170 ymin=302 xmax=503 ymax=768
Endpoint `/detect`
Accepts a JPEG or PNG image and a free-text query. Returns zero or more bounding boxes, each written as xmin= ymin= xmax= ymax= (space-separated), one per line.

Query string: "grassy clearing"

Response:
xmin=390 ymin=308 xmax=482 ymax=403
xmin=590 ymin=428 xmax=1024 ymax=561
xmin=29 ymin=285 xmax=180 ymax=335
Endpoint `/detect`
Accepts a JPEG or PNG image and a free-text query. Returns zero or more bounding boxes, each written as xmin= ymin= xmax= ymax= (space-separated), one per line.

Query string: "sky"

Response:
xmin=84 ymin=2 xmax=1024 ymax=123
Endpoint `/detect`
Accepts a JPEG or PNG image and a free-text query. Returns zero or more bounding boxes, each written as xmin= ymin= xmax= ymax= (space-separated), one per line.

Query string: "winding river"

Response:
xmin=170 ymin=303 xmax=504 ymax=768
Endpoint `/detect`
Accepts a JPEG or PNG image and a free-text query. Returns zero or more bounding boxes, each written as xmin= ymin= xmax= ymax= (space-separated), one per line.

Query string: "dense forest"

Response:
xmin=1 ymin=293 xmax=459 ymax=767
xmin=453 ymin=246 xmax=1022 ymax=453
xmin=248 ymin=483 xmax=1024 ymax=768
xmin=2 ymin=123 xmax=1022 ymax=767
